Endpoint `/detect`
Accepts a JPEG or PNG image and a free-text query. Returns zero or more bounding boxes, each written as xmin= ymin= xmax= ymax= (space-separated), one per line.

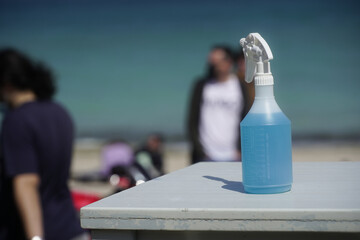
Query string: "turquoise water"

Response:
xmin=241 ymin=112 xmax=292 ymax=194
xmin=0 ymin=0 xmax=359 ymax=139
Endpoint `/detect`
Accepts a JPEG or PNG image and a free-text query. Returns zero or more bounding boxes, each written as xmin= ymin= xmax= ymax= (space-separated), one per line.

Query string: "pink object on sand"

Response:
xmin=101 ymin=142 xmax=134 ymax=177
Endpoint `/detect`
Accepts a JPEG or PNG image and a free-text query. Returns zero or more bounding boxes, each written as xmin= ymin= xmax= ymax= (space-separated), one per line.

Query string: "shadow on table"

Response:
xmin=203 ymin=176 xmax=245 ymax=193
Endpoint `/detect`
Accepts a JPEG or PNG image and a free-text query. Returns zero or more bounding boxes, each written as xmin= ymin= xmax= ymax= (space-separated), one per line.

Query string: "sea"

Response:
xmin=1 ymin=0 xmax=359 ymax=141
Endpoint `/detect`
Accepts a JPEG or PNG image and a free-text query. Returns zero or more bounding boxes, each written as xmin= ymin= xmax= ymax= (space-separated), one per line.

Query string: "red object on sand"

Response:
xmin=71 ymin=191 xmax=101 ymax=211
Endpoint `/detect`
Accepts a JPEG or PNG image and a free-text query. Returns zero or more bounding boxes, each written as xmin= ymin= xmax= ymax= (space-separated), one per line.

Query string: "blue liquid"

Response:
xmin=240 ymin=112 xmax=293 ymax=194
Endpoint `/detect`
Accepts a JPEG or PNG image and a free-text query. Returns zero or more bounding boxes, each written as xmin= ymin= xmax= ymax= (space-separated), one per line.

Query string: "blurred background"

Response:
xmin=1 ymin=0 xmax=359 ymax=196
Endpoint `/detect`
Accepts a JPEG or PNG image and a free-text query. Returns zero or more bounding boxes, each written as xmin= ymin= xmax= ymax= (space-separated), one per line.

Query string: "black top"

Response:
xmin=0 ymin=101 xmax=83 ymax=240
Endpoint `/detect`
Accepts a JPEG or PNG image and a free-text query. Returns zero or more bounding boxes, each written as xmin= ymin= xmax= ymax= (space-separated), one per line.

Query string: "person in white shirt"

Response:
xmin=187 ymin=45 xmax=250 ymax=163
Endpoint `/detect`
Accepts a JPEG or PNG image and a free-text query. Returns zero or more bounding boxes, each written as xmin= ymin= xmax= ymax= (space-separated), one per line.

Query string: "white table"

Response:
xmin=81 ymin=162 xmax=360 ymax=240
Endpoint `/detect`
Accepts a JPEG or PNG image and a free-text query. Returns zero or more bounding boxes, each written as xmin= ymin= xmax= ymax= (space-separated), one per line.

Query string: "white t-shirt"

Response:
xmin=199 ymin=74 xmax=243 ymax=161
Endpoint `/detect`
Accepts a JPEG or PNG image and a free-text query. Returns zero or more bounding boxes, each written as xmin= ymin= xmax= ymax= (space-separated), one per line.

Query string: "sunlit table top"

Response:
xmin=81 ymin=162 xmax=360 ymax=232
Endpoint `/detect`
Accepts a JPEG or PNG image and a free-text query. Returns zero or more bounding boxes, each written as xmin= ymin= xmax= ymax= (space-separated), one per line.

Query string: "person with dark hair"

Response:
xmin=0 ymin=48 xmax=86 ymax=240
xmin=187 ymin=45 xmax=250 ymax=164
xmin=134 ymin=133 xmax=164 ymax=179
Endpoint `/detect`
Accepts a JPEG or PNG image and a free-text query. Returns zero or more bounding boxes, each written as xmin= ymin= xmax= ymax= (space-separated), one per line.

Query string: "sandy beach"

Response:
xmin=69 ymin=140 xmax=360 ymax=197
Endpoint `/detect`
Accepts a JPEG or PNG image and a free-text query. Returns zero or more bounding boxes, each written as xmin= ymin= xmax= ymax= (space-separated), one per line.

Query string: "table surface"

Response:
xmin=81 ymin=162 xmax=360 ymax=232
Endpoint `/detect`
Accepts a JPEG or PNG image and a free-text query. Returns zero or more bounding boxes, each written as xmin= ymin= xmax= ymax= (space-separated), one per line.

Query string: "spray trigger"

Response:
xmin=240 ymin=33 xmax=273 ymax=84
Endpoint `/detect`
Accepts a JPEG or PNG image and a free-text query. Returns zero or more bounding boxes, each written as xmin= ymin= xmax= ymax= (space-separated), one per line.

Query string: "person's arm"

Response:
xmin=186 ymin=80 xmax=200 ymax=144
xmin=186 ymin=79 xmax=206 ymax=160
xmin=13 ymin=173 xmax=44 ymax=240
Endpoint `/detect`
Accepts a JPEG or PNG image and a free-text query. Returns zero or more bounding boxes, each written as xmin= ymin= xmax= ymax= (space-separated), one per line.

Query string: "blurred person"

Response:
xmin=135 ymin=133 xmax=164 ymax=179
xmin=0 ymin=49 xmax=86 ymax=240
xmin=236 ymin=50 xmax=255 ymax=114
xmin=187 ymin=45 xmax=250 ymax=164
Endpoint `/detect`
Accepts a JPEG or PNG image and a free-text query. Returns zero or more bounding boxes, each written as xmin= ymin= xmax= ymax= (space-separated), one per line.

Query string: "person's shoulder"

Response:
xmin=194 ymin=76 xmax=208 ymax=84
xmin=192 ymin=76 xmax=208 ymax=90
xmin=46 ymin=100 xmax=69 ymax=112
xmin=2 ymin=106 xmax=31 ymax=131
xmin=45 ymin=101 xmax=73 ymax=123
xmin=228 ymin=74 xmax=242 ymax=87
xmin=34 ymin=100 xmax=71 ymax=116
xmin=229 ymin=74 xmax=240 ymax=82
xmin=6 ymin=101 xmax=68 ymax=121
xmin=4 ymin=102 xmax=34 ymax=122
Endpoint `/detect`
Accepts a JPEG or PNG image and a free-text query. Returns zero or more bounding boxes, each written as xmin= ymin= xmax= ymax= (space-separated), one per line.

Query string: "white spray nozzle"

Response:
xmin=240 ymin=33 xmax=274 ymax=85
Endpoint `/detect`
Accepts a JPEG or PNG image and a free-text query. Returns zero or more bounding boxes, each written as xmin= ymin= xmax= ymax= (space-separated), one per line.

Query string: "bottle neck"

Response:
xmin=249 ymin=84 xmax=281 ymax=114
xmin=255 ymin=84 xmax=274 ymax=99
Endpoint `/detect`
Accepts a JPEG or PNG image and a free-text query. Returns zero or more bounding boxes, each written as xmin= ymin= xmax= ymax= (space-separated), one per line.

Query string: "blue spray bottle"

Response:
xmin=239 ymin=33 xmax=292 ymax=194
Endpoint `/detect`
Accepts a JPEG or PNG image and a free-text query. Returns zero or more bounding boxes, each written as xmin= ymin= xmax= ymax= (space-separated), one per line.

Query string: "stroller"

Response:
xmin=72 ymin=140 xmax=161 ymax=210
xmin=101 ymin=140 xmax=162 ymax=190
